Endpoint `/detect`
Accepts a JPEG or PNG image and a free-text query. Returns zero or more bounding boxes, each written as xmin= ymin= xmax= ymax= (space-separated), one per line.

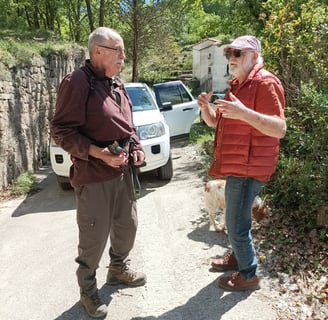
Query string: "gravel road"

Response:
xmin=0 ymin=142 xmax=280 ymax=320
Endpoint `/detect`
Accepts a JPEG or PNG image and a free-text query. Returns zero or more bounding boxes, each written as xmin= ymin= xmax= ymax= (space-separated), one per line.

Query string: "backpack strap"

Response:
xmin=89 ymin=74 xmax=96 ymax=97
xmin=79 ymin=66 xmax=97 ymax=105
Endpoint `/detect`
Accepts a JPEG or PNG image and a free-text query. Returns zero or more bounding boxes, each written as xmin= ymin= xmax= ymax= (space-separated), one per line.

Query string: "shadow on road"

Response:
xmin=53 ymin=284 xmax=120 ymax=320
xmin=11 ymin=172 xmax=75 ymax=218
xmin=53 ymin=280 xmax=252 ymax=320
xmin=130 ymin=280 xmax=252 ymax=320
xmin=138 ymin=172 xmax=171 ymax=199
xmin=187 ymin=221 xmax=230 ymax=253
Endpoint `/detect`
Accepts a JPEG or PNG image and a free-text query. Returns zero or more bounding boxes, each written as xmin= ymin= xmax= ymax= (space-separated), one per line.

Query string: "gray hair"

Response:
xmin=88 ymin=27 xmax=121 ymax=56
xmin=257 ymin=54 xmax=264 ymax=64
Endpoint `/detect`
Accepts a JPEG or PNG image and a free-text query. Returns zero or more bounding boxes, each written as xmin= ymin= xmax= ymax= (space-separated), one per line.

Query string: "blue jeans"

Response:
xmin=225 ymin=176 xmax=265 ymax=279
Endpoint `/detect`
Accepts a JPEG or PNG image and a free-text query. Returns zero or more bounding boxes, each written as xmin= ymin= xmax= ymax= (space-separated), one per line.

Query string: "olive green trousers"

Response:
xmin=74 ymin=172 xmax=138 ymax=296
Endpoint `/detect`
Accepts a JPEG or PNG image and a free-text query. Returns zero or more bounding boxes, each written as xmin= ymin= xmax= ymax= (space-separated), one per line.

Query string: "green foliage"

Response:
xmin=0 ymin=36 xmax=83 ymax=67
xmin=0 ymin=28 xmax=57 ymax=41
xmin=189 ymin=122 xmax=215 ymax=145
xmin=12 ymin=171 xmax=38 ymax=196
xmin=262 ymin=0 xmax=328 ymax=99
xmin=0 ymin=47 xmax=15 ymax=68
xmin=188 ymin=78 xmax=201 ymax=97
xmin=0 ymin=39 xmax=36 ymax=66
xmin=183 ymin=0 xmax=267 ymax=44
xmin=256 ymin=0 xmax=328 ymax=227
xmin=190 ymin=84 xmax=328 ymax=228
xmin=189 ymin=122 xmax=215 ymax=171
xmin=266 ymin=157 xmax=323 ymax=217
xmin=265 ymin=83 xmax=328 ymax=224
xmin=138 ymin=38 xmax=192 ymax=84
xmin=38 ymin=43 xmax=84 ymax=57
xmin=183 ymin=12 xmax=223 ymax=44
xmin=0 ymin=62 xmax=12 ymax=81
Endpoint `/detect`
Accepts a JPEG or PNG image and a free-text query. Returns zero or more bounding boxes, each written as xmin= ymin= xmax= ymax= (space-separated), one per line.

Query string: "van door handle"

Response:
xmin=182 ymin=107 xmax=193 ymax=111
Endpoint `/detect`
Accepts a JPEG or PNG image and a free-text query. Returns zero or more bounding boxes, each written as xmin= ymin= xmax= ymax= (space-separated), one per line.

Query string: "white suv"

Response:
xmin=50 ymin=83 xmax=173 ymax=190
xmin=153 ymin=80 xmax=199 ymax=141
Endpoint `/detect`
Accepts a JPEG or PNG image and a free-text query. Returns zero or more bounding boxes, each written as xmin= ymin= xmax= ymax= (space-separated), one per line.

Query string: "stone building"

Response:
xmin=192 ymin=38 xmax=231 ymax=94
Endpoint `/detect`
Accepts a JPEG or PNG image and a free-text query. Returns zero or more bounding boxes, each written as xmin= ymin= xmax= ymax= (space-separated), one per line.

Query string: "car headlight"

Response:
xmin=136 ymin=122 xmax=166 ymax=140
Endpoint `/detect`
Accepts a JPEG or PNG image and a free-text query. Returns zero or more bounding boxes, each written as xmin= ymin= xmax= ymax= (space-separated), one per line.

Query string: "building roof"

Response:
xmin=192 ymin=38 xmax=221 ymax=51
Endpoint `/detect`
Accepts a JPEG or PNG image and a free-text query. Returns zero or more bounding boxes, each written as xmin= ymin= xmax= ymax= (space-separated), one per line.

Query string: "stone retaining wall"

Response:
xmin=0 ymin=49 xmax=85 ymax=190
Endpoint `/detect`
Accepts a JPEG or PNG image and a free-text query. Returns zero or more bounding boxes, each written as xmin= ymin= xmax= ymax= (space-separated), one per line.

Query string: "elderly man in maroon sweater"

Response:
xmin=51 ymin=27 xmax=146 ymax=318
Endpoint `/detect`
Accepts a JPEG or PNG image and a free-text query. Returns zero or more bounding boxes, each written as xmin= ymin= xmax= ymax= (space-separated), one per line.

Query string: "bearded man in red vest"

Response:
xmin=198 ymin=35 xmax=286 ymax=291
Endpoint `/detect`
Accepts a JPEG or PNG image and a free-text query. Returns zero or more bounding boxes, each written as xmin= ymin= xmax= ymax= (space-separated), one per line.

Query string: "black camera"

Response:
xmin=107 ymin=141 xmax=127 ymax=156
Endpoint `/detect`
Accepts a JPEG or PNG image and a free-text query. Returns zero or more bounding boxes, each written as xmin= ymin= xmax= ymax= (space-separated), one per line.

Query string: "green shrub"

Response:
xmin=188 ymin=78 xmax=201 ymax=97
xmin=265 ymin=82 xmax=328 ymax=226
xmin=265 ymin=156 xmax=324 ymax=220
xmin=189 ymin=122 xmax=215 ymax=145
xmin=13 ymin=171 xmax=38 ymax=196
xmin=190 ymin=82 xmax=328 ymax=229
xmin=189 ymin=122 xmax=215 ymax=170
xmin=0 ymin=36 xmax=83 ymax=68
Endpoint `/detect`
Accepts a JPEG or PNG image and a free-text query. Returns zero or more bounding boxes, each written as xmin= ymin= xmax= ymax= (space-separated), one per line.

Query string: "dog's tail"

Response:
xmin=252 ymin=196 xmax=271 ymax=224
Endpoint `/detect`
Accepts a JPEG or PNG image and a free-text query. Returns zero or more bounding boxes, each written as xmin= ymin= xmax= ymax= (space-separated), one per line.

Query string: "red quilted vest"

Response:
xmin=208 ymin=64 xmax=285 ymax=182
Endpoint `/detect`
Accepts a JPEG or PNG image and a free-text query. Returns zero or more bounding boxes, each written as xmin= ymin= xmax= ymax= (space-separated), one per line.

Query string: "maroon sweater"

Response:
xmin=50 ymin=60 xmax=143 ymax=187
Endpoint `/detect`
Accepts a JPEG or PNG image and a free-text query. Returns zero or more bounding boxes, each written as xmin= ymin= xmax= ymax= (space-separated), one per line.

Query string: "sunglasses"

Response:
xmin=224 ymin=49 xmax=243 ymax=59
xmin=98 ymin=44 xmax=126 ymax=55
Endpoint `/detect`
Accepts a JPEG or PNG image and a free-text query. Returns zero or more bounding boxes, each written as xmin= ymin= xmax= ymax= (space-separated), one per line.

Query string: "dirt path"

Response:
xmin=106 ymin=142 xmax=279 ymax=320
xmin=0 ymin=142 xmax=280 ymax=320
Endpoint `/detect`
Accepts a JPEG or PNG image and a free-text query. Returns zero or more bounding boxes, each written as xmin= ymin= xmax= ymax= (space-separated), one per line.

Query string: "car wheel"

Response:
xmin=59 ymin=182 xmax=73 ymax=190
xmin=56 ymin=175 xmax=72 ymax=190
xmin=157 ymin=154 xmax=173 ymax=180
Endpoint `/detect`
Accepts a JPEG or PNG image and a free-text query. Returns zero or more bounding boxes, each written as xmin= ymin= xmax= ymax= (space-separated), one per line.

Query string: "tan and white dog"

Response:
xmin=204 ymin=179 xmax=271 ymax=232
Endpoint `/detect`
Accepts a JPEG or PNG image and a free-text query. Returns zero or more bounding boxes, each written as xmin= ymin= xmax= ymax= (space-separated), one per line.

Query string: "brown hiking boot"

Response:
xmin=80 ymin=291 xmax=107 ymax=318
xmin=106 ymin=261 xmax=146 ymax=287
xmin=218 ymin=272 xmax=261 ymax=291
xmin=211 ymin=251 xmax=238 ymax=271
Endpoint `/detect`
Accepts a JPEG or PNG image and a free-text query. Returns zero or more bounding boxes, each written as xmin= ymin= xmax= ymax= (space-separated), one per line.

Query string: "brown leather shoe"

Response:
xmin=218 ymin=272 xmax=260 ymax=291
xmin=80 ymin=291 xmax=108 ymax=318
xmin=106 ymin=262 xmax=146 ymax=287
xmin=211 ymin=251 xmax=238 ymax=271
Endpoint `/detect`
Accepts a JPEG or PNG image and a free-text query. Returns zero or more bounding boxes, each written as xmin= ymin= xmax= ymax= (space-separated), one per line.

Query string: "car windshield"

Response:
xmin=126 ymin=87 xmax=157 ymax=112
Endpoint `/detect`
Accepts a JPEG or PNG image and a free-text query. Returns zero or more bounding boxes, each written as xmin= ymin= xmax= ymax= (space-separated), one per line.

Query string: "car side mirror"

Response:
xmin=160 ymin=101 xmax=173 ymax=111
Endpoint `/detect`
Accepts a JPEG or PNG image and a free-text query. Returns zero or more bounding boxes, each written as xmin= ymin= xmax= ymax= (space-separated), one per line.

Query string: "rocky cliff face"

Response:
xmin=0 ymin=49 xmax=85 ymax=190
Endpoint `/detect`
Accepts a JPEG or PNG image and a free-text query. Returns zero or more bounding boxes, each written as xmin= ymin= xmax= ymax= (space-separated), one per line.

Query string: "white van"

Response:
xmin=50 ymin=83 xmax=173 ymax=190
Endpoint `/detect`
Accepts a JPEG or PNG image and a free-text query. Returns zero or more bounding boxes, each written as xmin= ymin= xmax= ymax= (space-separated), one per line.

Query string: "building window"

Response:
xmin=208 ymin=53 xmax=211 ymax=59
xmin=208 ymin=67 xmax=212 ymax=74
xmin=224 ymin=64 xmax=229 ymax=77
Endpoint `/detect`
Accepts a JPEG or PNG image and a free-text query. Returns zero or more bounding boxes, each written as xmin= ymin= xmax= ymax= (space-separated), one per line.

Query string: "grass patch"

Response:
xmin=12 ymin=171 xmax=38 ymax=196
xmin=189 ymin=121 xmax=215 ymax=145
xmin=189 ymin=122 xmax=215 ymax=171
xmin=0 ymin=28 xmax=85 ymax=68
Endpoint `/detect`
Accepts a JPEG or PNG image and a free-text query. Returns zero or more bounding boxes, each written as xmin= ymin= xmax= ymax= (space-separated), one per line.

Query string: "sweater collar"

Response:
xmin=84 ymin=59 xmax=123 ymax=88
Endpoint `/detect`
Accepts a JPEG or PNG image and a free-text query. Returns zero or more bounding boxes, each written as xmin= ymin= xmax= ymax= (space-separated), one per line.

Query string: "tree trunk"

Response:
xmin=32 ymin=4 xmax=40 ymax=28
xmin=131 ymin=0 xmax=139 ymax=82
xmin=99 ymin=0 xmax=105 ymax=26
xmin=85 ymin=0 xmax=95 ymax=32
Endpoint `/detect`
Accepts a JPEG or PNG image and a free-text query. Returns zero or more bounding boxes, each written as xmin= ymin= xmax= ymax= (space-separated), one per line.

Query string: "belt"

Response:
xmin=97 ymin=138 xmax=142 ymax=197
xmin=94 ymin=138 xmax=130 ymax=149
